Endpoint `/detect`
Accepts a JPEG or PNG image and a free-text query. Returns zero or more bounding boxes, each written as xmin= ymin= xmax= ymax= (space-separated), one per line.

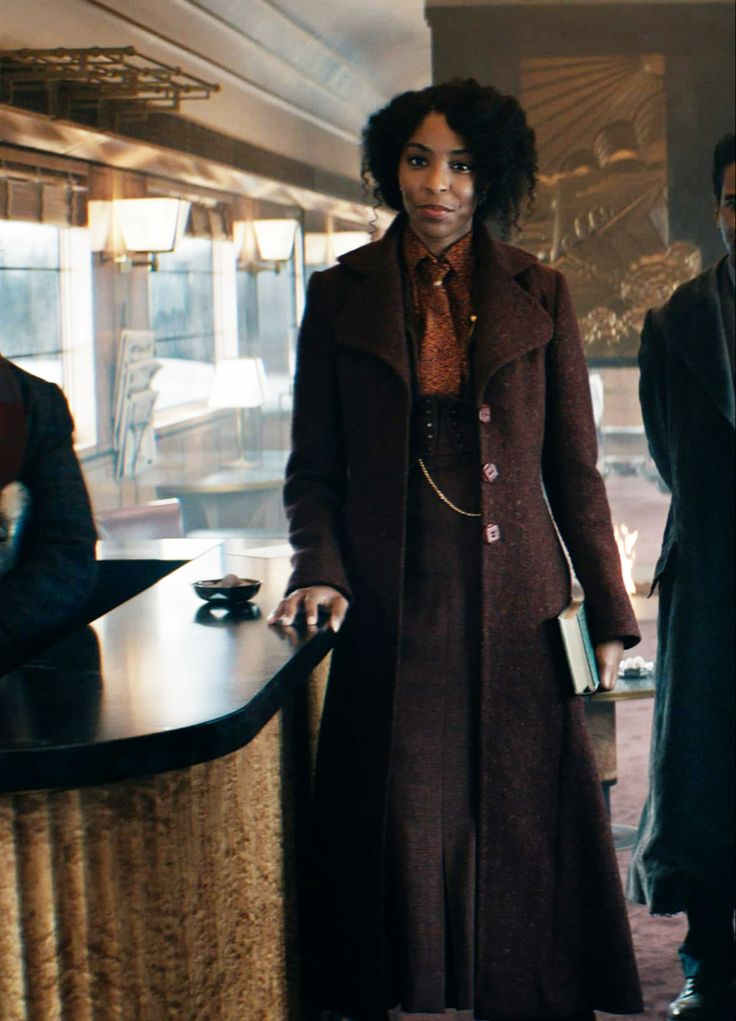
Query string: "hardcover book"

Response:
xmin=557 ymin=598 xmax=599 ymax=695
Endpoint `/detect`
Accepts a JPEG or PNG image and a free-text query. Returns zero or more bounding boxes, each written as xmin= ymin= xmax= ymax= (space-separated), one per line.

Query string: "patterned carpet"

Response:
xmin=597 ymin=611 xmax=685 ymax=1021
xmin=598 ymin=697 xmax=687 ymax=1021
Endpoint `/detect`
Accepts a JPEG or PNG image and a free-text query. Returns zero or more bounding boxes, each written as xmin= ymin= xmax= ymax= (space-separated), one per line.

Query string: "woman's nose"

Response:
xmin=424 ymin=162 xmax=449 ymax=192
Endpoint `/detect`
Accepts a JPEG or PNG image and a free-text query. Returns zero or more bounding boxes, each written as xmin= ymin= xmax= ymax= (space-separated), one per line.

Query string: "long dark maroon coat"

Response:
xmin=285 ymin=218 xmax=643 ymax=1020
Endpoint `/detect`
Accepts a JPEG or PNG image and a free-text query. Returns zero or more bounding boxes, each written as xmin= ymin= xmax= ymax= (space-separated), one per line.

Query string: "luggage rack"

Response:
xmin=0 ymin=46 xmax=219 ymax=129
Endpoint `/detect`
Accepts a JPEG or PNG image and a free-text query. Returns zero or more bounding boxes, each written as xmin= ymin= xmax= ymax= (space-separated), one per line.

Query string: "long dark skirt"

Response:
xmin=386 ymin=400 xmax=482 ymax=1013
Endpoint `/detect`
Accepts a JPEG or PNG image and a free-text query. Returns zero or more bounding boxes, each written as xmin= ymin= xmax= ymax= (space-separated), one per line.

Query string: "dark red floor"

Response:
xmin=597 ymin=474 xmax=687 ymax=1020
xmin=599 ymin=698 xmax=687 ymax=1021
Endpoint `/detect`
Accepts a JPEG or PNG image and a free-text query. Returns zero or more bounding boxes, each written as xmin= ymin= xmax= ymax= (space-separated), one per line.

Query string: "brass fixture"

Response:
xmin=0 ymin=47 xmax=219 ymax=130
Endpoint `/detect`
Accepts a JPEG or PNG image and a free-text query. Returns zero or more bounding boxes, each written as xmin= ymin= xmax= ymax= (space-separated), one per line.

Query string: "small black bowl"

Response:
xmin=193 ymin=576 xmax=261 ymax=604
xmin=194 ymin=602 xmax=261 ymax=626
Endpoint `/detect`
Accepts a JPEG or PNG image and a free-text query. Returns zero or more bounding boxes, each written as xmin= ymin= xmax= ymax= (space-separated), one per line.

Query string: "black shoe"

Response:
xmin=668 ymin=976 xmax=735 ymax=1019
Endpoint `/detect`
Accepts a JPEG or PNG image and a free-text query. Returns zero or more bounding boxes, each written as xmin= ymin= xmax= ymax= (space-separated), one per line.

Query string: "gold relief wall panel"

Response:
xmin=520 ymin=54 xmax=700 ymax=363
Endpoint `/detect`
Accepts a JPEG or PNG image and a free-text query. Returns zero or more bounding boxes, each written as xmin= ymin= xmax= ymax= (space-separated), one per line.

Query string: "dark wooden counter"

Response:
xmin=0 ymin=540 xmax=334 ymax=793
xmin=0 ymin=538 xmax=336 ymax=1020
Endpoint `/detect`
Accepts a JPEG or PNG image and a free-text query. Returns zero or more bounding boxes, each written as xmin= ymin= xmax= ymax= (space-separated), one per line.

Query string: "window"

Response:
xmin=149 ymin=236 xmax=220 ymax=414
xmin=150 ymin=236 xmax=215 ymax=363
xmin=0 ymin=220 xmax=62 ymax=382
xmin=237 ymin=242 xmax=301 ymax=447
xmin=0 ymin=220 xmax=96 ymax=446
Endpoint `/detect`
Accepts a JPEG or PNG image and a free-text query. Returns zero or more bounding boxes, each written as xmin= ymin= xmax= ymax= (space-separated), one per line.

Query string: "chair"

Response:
xmin=96 ymin=498 xmax=184 ymax=541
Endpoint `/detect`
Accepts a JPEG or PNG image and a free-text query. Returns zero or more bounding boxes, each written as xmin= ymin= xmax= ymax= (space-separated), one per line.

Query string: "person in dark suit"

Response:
xmin=0 ymin=356 xmax=97 ymax=675
xmin=628 ymin=133 xmax=735 ymax=1021
xmin=270 ymin=79 xmax=642 ymax=1021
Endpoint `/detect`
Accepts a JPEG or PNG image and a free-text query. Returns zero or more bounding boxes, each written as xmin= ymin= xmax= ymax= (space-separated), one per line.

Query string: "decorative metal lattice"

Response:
xmin=0 ymin=47 xmax=219 ymax=128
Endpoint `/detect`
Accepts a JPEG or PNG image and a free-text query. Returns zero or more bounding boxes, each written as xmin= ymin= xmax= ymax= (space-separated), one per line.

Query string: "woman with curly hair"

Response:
xmin=270 ymin=79 xmax=643 ymax=1021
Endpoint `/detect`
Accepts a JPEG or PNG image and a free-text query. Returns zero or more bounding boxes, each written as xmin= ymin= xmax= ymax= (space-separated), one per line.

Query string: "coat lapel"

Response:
xmin=334 ymin=222 xmax=411 ymax=394
xmin=470 ymin=229 xmax=554 ymax=407
xmin=334 ymin=219 xmax=554 ymax=404
xmin=668 ymin=259 xmax=735 ymax=429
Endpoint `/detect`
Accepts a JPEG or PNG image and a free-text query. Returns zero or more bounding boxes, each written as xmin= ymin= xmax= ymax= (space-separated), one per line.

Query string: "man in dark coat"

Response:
xmin=627 ymin=134 xmax=735 ymax=1020
xmin=0 ymin=356 xmax=97 ymax=675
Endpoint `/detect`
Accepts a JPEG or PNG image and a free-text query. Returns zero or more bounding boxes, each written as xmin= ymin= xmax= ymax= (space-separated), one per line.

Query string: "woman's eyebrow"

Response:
xmin=405 ymin=141 xmax=472 ymax=156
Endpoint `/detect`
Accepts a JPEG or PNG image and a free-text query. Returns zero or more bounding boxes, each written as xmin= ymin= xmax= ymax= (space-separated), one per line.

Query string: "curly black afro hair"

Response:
xmin=362 ymin=78 xmax=538 ymax=238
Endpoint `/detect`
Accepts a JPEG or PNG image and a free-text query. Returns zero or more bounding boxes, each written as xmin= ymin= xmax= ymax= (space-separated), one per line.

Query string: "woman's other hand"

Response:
xmin=267 ymin=585 xmax=348 ymax=632
xmin=595 ymin=639 xmax=624 ymax=691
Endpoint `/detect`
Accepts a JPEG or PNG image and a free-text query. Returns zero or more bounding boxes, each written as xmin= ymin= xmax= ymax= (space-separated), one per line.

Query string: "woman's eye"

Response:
xmin=406 ymin=155 xmax=427 ymax=168
xmin=451 ymin=161 xmax=474 ymax=174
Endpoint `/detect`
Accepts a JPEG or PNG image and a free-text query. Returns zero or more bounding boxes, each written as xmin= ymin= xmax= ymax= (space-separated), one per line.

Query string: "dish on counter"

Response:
xmin=193 ymin=574 xmax=261 ymax=604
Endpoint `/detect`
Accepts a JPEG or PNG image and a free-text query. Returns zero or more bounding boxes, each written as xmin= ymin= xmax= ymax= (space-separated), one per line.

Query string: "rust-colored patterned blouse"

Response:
xmin=403 ymin=227 xmax=475 ymax=395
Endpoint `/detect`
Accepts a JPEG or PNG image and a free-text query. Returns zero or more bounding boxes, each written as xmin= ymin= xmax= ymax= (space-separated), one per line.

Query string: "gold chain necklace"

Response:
xmin=414 ymin=312 xmax=482 ymax=518
xmin=417 ymin=457 xmax=482 ymax=518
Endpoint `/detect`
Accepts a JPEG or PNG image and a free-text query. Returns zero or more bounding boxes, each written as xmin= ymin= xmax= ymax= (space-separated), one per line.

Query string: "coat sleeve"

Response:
xmin=0 ymin=380 xmax=97 ymax=669
xmin=638 ymin=308 xmax=672 ymax=491
xmin=541 ymin=270 xmax=640 ymax=649
xmin=283 ymin=271 xmax=351 ymax=600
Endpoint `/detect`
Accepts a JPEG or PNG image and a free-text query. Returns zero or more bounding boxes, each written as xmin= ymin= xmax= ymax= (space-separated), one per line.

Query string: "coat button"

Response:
xmin=479 ymin=404 xmax=491 ymax=424
xmin=483 ymin=523 xmax=501 ymax=544
xmin=482 ymin=462 xmax=499 ymax=483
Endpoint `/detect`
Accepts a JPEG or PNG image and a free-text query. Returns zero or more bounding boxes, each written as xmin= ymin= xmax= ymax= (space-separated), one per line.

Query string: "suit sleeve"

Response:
xmin=0 ymin=382 xmax=97 ymax=669
xmin=638 ymin=309 xmax=672 ymax=491
xmin=541 ymin=270 xmax=640 ymax=648
xmin=283 ymin=271 xmax=351 ymax=600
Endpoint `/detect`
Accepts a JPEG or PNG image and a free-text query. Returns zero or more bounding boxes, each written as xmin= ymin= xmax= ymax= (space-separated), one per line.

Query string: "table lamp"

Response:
xmin=209 ymin=357 xmax=268 ymax=466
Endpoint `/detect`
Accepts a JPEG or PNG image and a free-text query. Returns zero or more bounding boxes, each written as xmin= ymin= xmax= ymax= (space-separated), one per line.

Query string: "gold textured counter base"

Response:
xmin=0 ymin=714 xmax=290 ymax=1021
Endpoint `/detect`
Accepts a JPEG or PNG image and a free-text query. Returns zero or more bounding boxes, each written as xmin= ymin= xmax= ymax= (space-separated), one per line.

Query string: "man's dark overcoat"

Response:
xmin=627 ymin=259 xmax=735 ymax=915
xmin=285 ymin=220 xmax=642 ymax=1020
xmin=0 ymin=358 xmax=97 ymax=674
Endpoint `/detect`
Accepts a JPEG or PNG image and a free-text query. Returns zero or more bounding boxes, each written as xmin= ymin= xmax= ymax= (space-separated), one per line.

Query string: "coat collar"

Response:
xmin=335 ymin=216 xmax=410 ymax=392
xmin=336 ymin=215 xmax=552 ymax=404
xmin=0 ymin=356 xmax=25 ymax=489
xmin=467 ymin=224 xmax=552 ymax=406
xmin=663 ymin=257 xmax=735 ymax=429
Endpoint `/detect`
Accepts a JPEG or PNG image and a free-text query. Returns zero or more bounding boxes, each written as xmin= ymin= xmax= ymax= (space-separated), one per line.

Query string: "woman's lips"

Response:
xmin=417 ymin=204 xmax=453 ymax=219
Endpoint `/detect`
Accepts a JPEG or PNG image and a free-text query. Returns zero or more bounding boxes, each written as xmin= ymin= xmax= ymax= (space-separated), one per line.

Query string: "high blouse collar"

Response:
xmin=402 ymin=225 xmax=474 ymax=282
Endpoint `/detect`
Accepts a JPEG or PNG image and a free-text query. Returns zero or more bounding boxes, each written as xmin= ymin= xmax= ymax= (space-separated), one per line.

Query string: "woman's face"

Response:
xmin=398 ymin=111 xmax=477 ymax=254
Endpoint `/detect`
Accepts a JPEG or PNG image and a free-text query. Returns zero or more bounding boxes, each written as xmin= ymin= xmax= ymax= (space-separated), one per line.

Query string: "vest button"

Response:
xmin=483 ymin=523 xmax=501 ymax=544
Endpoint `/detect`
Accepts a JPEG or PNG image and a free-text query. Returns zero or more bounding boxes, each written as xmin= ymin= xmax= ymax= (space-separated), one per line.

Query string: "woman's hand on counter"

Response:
xmin=268 ymin=586 xmax=348 ymax=632
xmin=595 ymin=639 xmax=624 ymax=691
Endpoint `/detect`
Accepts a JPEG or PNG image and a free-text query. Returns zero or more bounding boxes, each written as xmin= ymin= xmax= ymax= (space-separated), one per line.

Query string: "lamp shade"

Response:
xmin=304 ymin=230 xmax=371 ymax=265
xmin=304 ymin=231 xmax=331 ymax=266
xmin=252 ymin=219 xmax=297 ymax=262
xmin=114 ymin=198 xmax=190 ymax=253
xmin=87 ymin=200 xmax=114 ymax=252
xmin=232 ymin=220 xmax=258 ymax=264
xmin=209 ymin=357 xmax=268 ymax=410
xmin=331 ymin=231 xmax=371 ymax=258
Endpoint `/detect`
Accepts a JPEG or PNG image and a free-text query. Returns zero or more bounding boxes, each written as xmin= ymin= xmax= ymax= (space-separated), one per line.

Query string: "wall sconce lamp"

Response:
xmin=233 ymin=218 xmax=298 ymax=273
xmin=88 ymin=197 xmax=191 ymax=268
xmin=304 ymin=232 xmax=331 ymax=266
xmin=208 ymin=356 xmax=269 ymax=466
xmin=304 ymin=230 xmax=371 ymax=266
